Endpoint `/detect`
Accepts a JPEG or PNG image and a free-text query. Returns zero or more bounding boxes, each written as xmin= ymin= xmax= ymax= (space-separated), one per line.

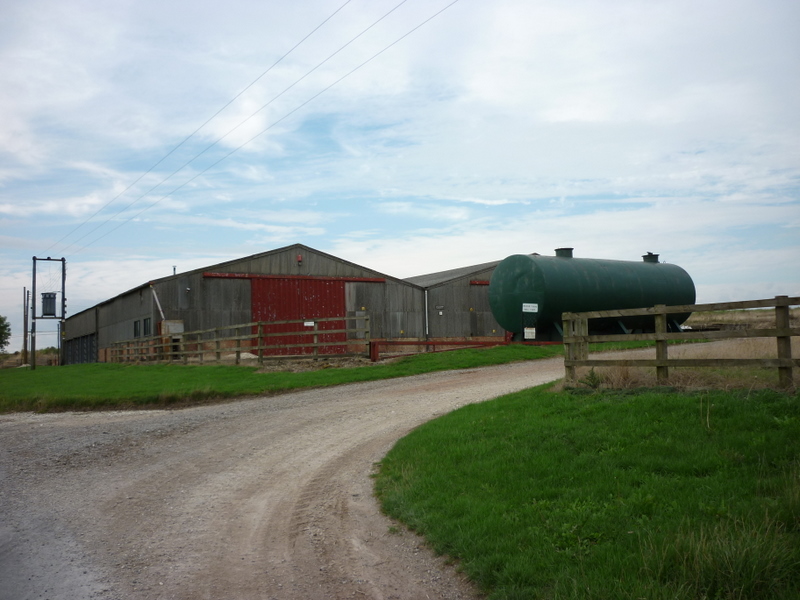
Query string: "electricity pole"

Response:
xmin=31 ymin=257 xmax=66 ymax=370
xmin=22 ymin=288 xmax=29 ymax=365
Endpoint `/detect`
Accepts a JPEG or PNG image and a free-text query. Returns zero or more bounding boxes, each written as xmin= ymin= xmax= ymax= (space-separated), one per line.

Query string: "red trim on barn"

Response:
xmin=203 ymin=272 xmax=385 ymax=283
xmin=470 ymin=280 xmax=490 ymax=285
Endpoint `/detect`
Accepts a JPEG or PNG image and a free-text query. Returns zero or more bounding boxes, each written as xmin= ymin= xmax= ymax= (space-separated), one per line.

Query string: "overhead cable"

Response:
xmin=61 ymin=0 xmax=413 ymax=258
xmin=69 ymin=0 xmax=464 ymax=256
xmin=46 ymin=0 xmax=354 ymax=256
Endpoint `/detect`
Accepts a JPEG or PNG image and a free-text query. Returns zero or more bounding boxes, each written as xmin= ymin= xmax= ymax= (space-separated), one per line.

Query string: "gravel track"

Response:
xmin=0 ymin=358 xmax=566 ymax=600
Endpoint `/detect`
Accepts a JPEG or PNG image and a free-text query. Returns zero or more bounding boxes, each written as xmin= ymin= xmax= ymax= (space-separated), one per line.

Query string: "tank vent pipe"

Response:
xmin=642 ymin=252 xmax=660 ymax=263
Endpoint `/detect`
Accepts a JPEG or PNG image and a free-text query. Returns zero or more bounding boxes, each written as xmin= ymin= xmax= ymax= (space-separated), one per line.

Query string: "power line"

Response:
xmin=39 ymin=257 xmax=63 ymax=297
xmin=45 ymin=0 xmax=355 ymax=257
xmin=75 ymin=0 xmax=464 ymax=252
xmin=61 ymin=0 xmax=413 ymax=258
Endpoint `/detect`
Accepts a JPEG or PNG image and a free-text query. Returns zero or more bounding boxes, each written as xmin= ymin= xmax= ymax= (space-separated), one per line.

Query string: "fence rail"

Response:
xmin=110 ymin=315 xmax=370 ymax=364
xmin=562 ymin=295 xmax=799 ymax=389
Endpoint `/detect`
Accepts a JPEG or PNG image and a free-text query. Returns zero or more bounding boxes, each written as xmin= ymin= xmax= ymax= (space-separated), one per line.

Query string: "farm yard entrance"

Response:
xmin=1 ymin=360 xmax=565 ymax=599
xmin=202 ymin=272 xmax=385 ymax=357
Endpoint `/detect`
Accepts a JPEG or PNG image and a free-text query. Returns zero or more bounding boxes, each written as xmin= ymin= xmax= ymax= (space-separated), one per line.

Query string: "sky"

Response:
xmin=1 ymin=0 xmax=799 ymax=351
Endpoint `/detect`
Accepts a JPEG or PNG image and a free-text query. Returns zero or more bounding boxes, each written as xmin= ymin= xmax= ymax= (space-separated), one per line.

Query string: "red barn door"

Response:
xmin=251 ymin=278 xmax=347 ymax=355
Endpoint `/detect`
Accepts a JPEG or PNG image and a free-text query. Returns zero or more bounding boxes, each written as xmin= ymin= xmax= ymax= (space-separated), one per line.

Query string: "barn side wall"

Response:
xmin=153 ymin=276 xmax=251 ymax=332
xmin=63 ymin=308 xmax=99 ymax=364
xmin=425 ymin=268 xmax=502 ymax=339
xmin=64 ymin=245 xmax=429 ymax=362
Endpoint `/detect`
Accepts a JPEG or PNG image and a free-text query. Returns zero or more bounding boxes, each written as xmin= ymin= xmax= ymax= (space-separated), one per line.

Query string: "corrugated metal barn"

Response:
xmin=405 ymin=259 xmax=504 ymax=340
xmin=64 ymin=243 xmax=504 ymax=364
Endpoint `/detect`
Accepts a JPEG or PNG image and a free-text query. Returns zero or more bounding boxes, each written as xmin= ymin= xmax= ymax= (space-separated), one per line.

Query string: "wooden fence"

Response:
xmin=563 ymin=296 xmax=799 ymax=389
xmin=110 ymin=315 xmax=370 ymax=364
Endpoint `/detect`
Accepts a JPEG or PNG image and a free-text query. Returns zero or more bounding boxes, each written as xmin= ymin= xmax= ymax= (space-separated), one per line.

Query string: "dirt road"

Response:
xmin=0 ymin=358 xmax=565 ymax=600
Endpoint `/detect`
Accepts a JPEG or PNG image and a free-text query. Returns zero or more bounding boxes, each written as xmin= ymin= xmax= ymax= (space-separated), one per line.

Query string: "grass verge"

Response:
xmin=0 ymin=343 xmax=571 ymax=413
xmin=374 ymin=386 xmax=800 ymax=600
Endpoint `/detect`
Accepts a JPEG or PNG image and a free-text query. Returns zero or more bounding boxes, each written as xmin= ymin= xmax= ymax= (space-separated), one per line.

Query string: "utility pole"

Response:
xmin=31 ymin=260 xmax=36 ymax=369
xmin=22 ymin=288 xmax=29 ymax=365
xmin=30 ymin=257 xmax=67 ymax=370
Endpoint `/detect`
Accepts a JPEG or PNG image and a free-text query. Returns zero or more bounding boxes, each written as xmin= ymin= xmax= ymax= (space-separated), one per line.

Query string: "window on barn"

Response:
xmin=134 ymin=320 xmax=141 ymax=338
xmin=143 ymin=317 xmax=152 ymax=337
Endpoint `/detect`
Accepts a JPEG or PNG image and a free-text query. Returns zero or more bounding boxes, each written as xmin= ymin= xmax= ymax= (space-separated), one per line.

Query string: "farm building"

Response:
xmin=405 ymin=259 xmax=504 ymax=340
xmin=63 ymin=244 xmax=505 ymax=364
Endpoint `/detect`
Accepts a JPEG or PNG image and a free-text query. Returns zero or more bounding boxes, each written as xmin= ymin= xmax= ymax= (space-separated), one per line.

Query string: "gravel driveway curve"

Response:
xmin=0 ymin=358 xmax=565 ymax=600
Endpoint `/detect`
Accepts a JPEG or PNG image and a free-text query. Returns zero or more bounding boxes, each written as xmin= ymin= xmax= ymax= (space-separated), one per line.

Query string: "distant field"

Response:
xmin=684 ymin=306 xmax=800 ymax=330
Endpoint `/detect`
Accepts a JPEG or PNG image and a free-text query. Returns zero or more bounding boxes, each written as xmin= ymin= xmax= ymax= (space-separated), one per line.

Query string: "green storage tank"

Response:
xmin=488 ymin=248 xmax=696 ymax=341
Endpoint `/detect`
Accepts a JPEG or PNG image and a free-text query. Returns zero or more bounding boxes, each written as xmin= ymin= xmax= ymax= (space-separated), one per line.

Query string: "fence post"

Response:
xmin=257 ymin=323 xmax=264 ymax=365
xmin=563 ymin=313 xmax=577 ymax=384
xmin=235 ymin=327 xmax=241 ymax=365
xmin=313 ymin=321 xmax=319 ymax=357
xmin=578 ymin=316 xmax=589 ymax=362
xmin=775 ymin=296 xmax=793 ymax=389
xmin=363 ymin=316 xmax=371 ymax=358
xmin=655 ymin=305 xmax=669 ymax=384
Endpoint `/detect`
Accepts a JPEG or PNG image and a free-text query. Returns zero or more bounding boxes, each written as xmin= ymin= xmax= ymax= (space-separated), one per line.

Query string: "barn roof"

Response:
xmin=66 ymin=243 xmax=418 ymax=321
xmin=148 ymin=242 xmax=410 ymax=286
xmin=404 ymin=259 xmax=502 ymax=289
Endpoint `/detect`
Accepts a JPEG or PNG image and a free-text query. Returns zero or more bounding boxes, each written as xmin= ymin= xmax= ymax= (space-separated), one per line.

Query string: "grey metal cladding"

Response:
xmin=63 ymin=243 xmax=505 ymax=360
xmin=63 ymin=308 xmax=97 ymax=338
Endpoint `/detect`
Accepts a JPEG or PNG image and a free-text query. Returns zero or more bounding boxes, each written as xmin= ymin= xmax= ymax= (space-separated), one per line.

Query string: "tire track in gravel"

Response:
xmin=1 ymin=359 xmax=566 ymax=600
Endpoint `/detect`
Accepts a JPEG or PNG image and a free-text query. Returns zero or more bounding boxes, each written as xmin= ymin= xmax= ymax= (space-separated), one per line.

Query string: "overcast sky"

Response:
xmin=1 ymin=0 xmax=798 ymax=350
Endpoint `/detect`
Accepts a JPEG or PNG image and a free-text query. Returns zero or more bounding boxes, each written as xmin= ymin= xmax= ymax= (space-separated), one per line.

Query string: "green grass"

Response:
xmin=0 ymin=343 xmax=569 ymax=412
xmin=375 ymin=386 xmax=800 ymax=600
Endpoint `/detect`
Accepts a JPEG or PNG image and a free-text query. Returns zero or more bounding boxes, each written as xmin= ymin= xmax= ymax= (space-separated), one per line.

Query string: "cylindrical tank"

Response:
xmin=489 ymin=250 xmax=695 ymax=338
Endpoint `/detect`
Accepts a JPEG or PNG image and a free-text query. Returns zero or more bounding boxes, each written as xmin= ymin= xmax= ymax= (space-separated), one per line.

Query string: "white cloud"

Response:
xmin=1 ymin=0 xmax=799 ymax=350
xmin=377 ymin=201 xmax=471 ymax=221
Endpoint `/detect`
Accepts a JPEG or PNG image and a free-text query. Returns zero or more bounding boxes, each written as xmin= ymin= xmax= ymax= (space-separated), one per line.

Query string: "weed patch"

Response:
xmin=640 ymin=511 xmax=800 ymax=599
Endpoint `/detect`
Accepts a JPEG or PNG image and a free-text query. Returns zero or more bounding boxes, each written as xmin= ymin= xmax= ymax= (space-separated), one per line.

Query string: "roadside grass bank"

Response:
xmin=0 ymin=343 xmax=574 ymax=413
xmin=375 ymin=385 xmax=800 ymax=600
xmin=0 ymin=341 xmax=661 ymax=413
